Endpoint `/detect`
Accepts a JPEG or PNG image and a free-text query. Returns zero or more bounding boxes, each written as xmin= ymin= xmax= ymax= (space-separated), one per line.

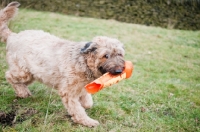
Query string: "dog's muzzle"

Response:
xmin=99 ymin=66 xmax=124 ymax=75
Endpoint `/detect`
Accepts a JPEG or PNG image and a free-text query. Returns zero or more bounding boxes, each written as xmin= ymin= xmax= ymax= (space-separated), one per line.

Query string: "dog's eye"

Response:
xmin=104 ymin=54 xmax=109 ymax=59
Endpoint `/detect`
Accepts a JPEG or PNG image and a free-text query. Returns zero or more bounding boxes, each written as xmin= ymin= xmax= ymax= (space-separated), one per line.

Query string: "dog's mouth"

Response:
xmin=99 ymin=66 xmax=107 ymax=75
xmin=98 ymin=66 xmax=124 ymax=75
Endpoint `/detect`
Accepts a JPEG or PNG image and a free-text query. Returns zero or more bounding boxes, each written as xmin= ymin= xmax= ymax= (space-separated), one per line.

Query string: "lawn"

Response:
xmin=0 ymin=9 xmax=200 ymax=132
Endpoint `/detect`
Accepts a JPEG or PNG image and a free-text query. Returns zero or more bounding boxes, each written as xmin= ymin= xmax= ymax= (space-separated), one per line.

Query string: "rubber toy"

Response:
xmin=85 ymin=61 xmax=133 ymax=94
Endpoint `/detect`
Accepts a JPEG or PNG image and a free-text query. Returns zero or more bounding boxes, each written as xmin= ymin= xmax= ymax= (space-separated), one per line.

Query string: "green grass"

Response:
xmin=0 ymin=9 xmax=200 ymax=132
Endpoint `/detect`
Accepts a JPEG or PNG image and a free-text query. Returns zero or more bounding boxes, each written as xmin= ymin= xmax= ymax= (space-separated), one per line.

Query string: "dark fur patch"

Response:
xmin=81 ymin=42 xmax=97 ymax=54
xmin=81 ymin=42 xmax=92 ymax=53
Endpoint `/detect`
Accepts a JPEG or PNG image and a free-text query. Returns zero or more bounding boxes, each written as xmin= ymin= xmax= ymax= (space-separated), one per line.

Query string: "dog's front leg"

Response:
xmin=59 ymin=90 xmax=99 ymax=127
xmin=80 ymin=93 xmax=93 ymax=109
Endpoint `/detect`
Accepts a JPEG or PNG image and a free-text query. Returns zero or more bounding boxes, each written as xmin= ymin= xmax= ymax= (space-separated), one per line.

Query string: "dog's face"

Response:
xmin=81 ymin=36 xmax=125 ymax=78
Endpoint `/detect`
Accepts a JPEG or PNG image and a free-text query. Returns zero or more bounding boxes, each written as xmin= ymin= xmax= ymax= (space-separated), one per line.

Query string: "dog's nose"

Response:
xmin=114 ymin=69 xmax=123 ymax=74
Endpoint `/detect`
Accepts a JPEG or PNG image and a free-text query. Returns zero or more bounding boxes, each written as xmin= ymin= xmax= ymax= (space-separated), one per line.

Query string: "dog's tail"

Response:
xmin=0 ymin=1 xmax=20 ymax=42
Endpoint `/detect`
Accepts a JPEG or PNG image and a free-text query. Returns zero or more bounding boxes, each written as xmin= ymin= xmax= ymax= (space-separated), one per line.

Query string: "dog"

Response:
xmin=0 ymin=2 xmax=125 ymax=127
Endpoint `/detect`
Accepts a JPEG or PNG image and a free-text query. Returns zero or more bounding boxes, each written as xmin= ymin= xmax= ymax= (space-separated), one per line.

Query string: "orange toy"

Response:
xmin=85 ymin=61 xmax=133 ymax=94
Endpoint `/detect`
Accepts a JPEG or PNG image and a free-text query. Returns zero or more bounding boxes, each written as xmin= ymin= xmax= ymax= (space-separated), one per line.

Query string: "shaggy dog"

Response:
xmin=0 ymin=2 xmax=125 ymax=127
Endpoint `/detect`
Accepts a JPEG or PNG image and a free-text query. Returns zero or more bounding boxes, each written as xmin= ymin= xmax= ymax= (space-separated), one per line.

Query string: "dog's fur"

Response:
xmin=0 ymin=2 xmax=125 ymax=127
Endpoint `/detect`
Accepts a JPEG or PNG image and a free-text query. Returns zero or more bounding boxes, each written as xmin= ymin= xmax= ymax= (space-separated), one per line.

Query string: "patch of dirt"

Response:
xmin=17 ymin=108 xmax=37 ymax=123
xmin=0 ymin=111 xmax=16 ymax=126
xmin=0 ymin=99 xmax=37 ymax=127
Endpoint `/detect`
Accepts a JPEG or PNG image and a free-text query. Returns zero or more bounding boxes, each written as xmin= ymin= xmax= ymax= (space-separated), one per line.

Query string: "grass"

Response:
xmin=0 ymin=9 xmax=200 ymax=132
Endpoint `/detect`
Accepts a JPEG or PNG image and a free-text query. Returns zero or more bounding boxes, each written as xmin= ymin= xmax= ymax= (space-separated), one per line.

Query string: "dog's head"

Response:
xmin=81 ymin=36 xmax=125 ymax=78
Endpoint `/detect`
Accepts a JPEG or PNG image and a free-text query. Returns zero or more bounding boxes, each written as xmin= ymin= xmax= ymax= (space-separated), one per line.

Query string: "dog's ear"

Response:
xmin=80 ymin=42 xmax=97 ymax=54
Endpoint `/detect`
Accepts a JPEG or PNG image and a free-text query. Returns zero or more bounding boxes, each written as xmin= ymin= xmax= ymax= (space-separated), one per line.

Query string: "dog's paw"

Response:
xmin=72 ymin=116 xmax=99 ymax=127
xmin=16 ymin=90 xmax=32 ymax=98
xmin=83 ymin=118 xmax=99 ymax=127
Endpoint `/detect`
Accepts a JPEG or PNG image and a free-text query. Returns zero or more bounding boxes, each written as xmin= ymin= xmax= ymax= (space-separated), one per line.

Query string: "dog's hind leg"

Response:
xmin=5 ymin=69 xmax=33 ymax=98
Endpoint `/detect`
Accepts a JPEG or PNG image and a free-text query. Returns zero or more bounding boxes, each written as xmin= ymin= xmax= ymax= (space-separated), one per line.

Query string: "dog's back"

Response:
xmin=6 ymin=29 xmax=75 ymax=88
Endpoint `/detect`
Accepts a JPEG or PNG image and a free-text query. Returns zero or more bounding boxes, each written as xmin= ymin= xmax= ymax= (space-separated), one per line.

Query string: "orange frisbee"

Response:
xmin=85 ymin=61 xmax=133 ymax=94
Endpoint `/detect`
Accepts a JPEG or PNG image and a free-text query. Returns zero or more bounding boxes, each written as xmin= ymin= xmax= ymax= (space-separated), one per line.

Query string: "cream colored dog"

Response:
xmin=0 ymin=2 xmax=125 ymax=127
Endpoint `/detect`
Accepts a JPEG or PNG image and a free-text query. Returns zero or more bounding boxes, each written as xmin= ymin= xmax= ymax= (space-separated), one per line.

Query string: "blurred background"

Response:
xmin=1 ymin=0 xmax=200 ymax=30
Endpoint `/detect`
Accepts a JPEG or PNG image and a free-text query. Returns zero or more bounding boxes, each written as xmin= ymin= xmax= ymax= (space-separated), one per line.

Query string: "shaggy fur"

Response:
xmin=0 ymin=2 xmax=125 ymax=127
